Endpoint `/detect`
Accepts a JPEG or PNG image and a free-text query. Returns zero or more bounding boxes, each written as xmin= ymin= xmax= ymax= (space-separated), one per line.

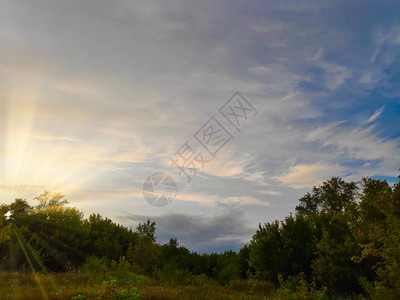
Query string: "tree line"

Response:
xmin=0 ymin=175 xmax=399 ymax=298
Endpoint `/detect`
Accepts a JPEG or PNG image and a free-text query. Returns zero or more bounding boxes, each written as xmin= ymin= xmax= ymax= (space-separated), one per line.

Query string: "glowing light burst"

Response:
xmin=0 ymin=68 xmax=95 ymax=205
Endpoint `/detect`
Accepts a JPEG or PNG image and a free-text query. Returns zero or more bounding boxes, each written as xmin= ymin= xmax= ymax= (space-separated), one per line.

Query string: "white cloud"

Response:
xmin=307 ymin=47 xmax=323 ymax=61
xmin=227 ymin=196 xmax=269 ymax=206
xmin=366 ymin=107 xmax=384 ymax=123
xmin=319 ymin=62 xmax=352 ymax=90
xmin=249 ymin=65 xmax=270 ymax=74
xmin=305 ymin=122 xmax=400 ymax=177
xmin=396 ymin=26 xmax=400 ymax=44
xmin=360 ymin=72 xmax=373 ymax=84
xmin=274 ymin=163 xmax=345 ymax=188
xmin=250 ymin=17 xmax=290 ymax=32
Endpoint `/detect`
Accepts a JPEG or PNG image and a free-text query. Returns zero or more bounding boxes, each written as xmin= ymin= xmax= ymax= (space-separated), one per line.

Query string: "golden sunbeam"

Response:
xmin=0 ymin=69 xmax=106 ymax=205
xmin=13 ymin=226 xmax=49 ymax=300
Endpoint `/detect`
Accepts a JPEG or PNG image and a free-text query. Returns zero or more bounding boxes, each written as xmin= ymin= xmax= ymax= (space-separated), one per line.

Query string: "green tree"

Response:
xmin=355 ymin=177 xmax=400 ymax=298
xmin=26 ymin=193 xmax=90 ymax=270
xmin=0 ymin=204 xmax=11 ymax=247
xmin=87 ymin=213 xmax=138 ymax=260
xmin=249 ymin=221 xmax=282 ymax=283
xmin=130 ymin=220 xmax=158 ymax=274
xmin=212 ymin=250 xmax=241 ymax=285
xmin=136 ymin=219 xmax=156 ymax=243
xmin=296 ymin=177 xmax=358 ymax=216
xmin=34 ymin=190 xmax=68 ymax=209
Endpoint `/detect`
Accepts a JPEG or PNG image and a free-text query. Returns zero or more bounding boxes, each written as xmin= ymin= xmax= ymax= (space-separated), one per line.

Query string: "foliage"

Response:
xmin=273 ymin=273 xmax=328 ymax=300
xmin=0 ymin=173 xmax=399 ymax=298
xmin=249 ymin=175 xmax=400 ymax=297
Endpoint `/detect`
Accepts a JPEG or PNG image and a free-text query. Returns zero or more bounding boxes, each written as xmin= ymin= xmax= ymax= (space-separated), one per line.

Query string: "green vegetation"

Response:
xmin=0 ymin=175 xmax=399 ymax=299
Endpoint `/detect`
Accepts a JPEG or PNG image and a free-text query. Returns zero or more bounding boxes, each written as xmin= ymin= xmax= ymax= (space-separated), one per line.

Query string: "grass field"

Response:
xmin=0 ymin=271 xmax=277 ymax=300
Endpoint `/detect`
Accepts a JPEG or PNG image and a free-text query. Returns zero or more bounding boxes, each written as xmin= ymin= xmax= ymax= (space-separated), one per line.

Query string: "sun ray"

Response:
xmin=12 ymin=226 xmax=49 ymax=300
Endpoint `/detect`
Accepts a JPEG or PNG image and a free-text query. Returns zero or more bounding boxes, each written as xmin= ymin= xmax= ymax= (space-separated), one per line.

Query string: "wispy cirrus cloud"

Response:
xmin=366 ymin=107 xmax=384 ymax=124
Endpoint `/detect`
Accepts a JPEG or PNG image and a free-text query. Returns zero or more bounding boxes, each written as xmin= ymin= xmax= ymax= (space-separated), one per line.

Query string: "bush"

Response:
xmin=116 ymin=287 xmax=140 ymax=299
xmin=101 ymin=278 xmax=140 ymax=299
xmin=81 ymin=256 xmax=110 ymax=273
xmin=152 ymin=267 xmax=194 ymax=285
xmin=273 ymin=273 xmax=329 ymax=300
xmin=229 ymin=279 xmax=274 ymax=295
xmin=71 ymin=295 xmax=87 ymax=300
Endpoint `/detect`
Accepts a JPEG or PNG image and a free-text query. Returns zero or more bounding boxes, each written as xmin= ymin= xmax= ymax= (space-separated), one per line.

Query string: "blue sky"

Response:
xmin=0 ymin=0 xmax=399 ymax=252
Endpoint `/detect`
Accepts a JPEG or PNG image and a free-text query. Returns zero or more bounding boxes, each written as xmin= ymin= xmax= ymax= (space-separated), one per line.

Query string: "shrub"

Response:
xmin=101 ymin=278 xmax=140 ymax=299
xmin=116 ymin=287 xmax=140 ymax=299
xmin=71 ymin=295 xmax=87 ymax=300
xmin=273 ymin=273 xmax=329 ymax=300
xmin=229 ymin=279 xmax=275 ymax=295
xmin=81 ymin=256 xmax=110 ymax=273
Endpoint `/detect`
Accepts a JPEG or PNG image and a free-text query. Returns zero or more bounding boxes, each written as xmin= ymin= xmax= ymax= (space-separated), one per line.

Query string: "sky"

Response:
xmin=1 ymin=0 xmax=399 ymax=252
